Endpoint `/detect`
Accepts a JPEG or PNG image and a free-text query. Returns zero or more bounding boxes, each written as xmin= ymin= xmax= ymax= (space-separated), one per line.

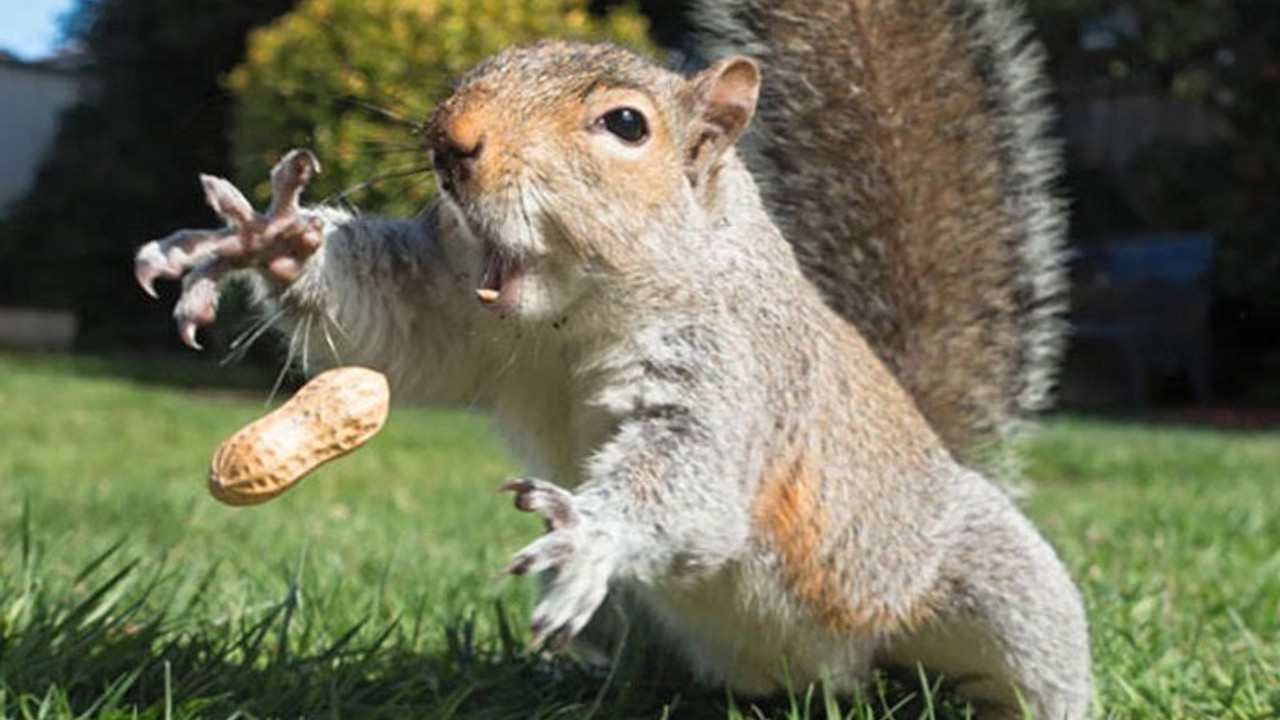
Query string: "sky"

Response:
xmin=0 ymin=0 xmax=77 ymax=60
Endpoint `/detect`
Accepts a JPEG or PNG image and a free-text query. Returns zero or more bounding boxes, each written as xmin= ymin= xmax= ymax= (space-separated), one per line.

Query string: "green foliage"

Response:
xmin=1028 ymin=0 xmax=1236 ymax=79
xmin=227 ymin=0 xmax=654 ymax=217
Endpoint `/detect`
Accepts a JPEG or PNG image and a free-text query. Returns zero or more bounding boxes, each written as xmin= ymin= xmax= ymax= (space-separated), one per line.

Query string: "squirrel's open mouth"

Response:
xmin=475 ymin=244 xmax=523 ymax=314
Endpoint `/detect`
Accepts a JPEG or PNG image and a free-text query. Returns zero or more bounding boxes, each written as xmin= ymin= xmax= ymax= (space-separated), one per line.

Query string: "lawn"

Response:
xmin=0 ymin=351 xmax=1275 ymax=719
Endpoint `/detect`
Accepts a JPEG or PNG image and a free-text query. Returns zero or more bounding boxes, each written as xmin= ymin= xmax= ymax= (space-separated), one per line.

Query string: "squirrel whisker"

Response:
xmin=336 ymin=95 xmax=424 ymax=132
xmin=320 ymin=164 xmax=434 ymax=206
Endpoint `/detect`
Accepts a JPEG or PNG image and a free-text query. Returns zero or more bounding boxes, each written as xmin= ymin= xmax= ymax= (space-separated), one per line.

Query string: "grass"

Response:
xmin=0 ymin=351 xmax=1277 ymax=719
xmin=1023 ymin=420 xmax=1280 ymax=719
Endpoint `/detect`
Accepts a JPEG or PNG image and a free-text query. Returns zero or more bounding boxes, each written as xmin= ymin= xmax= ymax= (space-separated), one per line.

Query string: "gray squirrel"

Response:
xmin=134 ymin=1 xmax=1091 ymax=717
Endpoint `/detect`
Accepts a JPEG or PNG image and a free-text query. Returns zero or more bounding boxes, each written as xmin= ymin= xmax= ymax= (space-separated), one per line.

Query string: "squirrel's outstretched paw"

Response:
xmin=133 ymin=149 xmax=323 ymax=349
xmin=500 ymin=478 xmax=615 ymax=653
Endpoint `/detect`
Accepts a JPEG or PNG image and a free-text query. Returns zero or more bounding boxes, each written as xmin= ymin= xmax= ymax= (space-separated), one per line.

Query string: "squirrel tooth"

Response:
xmin=476 ymin=288 xmax=500 ymax=303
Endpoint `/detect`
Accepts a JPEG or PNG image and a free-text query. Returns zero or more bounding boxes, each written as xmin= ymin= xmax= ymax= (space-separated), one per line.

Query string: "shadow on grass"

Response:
xmin=1048 ymin=407 xmax=1280 ymax=434
xmin=0 ymin=543 xmax=977 ymax=720
xmin=1 ymin=348 xmax=290 ymax=395
xmin=0 ymin=541 xmax=674 ymax=720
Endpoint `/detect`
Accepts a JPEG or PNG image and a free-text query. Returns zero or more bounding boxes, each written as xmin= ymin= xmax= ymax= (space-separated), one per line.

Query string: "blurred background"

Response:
xmin=1 ymin=0 xmax=1277 ymax=416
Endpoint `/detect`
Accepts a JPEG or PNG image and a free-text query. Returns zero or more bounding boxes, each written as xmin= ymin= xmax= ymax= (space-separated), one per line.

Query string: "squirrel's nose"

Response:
xmin=430 ymin=111 xmax=486 ymax=193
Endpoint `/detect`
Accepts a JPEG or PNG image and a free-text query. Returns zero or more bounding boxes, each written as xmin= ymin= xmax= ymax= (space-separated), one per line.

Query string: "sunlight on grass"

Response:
xmin=1026 ymin=419 xmax=1280 ymax=720
xmin=0 ymin=352 xmax=1276 ymax=718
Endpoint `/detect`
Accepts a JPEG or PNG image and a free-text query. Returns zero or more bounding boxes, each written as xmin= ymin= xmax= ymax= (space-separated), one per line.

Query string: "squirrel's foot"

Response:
xmin=134 ymin=149 xmax=324 ymax=349
xmin=500 ymin=477 xmax=615 ymax=653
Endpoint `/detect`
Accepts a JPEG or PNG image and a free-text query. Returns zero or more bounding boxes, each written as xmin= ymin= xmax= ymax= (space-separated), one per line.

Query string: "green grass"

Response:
xmin=0 ymin=351 xmax=1277 ymax=719
xmin=1023 ymin=420 xmax=1280 ymax=719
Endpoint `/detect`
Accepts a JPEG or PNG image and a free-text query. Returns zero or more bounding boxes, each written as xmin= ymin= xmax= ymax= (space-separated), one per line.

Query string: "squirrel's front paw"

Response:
xmin=133 ymin=149 xmax=324 ymax=349
xmin=501 ymin=478 xmax=616 ymax=652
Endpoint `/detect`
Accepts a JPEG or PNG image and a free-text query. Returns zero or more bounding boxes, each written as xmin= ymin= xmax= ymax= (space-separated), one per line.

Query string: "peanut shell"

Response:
xmin=209 ymin=366 xmax=389 ymax=506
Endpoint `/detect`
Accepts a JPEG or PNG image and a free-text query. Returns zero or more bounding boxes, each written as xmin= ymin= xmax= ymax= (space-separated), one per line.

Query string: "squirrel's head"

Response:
xmin=425 ymin=41 xmax=760 ymax=322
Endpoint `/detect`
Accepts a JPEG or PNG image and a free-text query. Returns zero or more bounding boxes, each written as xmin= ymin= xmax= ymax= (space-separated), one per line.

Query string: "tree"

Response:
xmin=1025 ymin=1 xmax=1277 ymax=253
xmin=227 ymin=0 xmax=654 ymax=218
xmin=1027 ymin=0 xmax=1280 ymax=401
xmin=0 ymin=0 xmax=298 ymax=349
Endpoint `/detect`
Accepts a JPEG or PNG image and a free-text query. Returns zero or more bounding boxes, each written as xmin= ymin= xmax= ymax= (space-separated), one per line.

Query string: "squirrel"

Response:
xmin=133 ymin=0 xmax=1090 ymax=717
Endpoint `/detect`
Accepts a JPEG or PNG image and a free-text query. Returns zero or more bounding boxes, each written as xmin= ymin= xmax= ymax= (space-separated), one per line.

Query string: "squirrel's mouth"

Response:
xmin=475 ymin=244 xmax=523 ymax=315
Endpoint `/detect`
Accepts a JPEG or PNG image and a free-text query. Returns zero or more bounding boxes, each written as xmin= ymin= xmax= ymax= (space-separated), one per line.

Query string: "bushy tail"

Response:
xmin=692 ymin=0 xmax=1067 ymax=470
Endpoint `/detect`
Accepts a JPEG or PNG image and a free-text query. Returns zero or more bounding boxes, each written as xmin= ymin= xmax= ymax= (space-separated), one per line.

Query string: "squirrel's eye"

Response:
xmin=600 ymin=107 xmax=649 ymax=144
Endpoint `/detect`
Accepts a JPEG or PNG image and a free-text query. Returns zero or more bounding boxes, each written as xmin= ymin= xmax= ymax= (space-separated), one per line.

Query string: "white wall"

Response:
xmin=0 ymin=59 xmax=83 ymax=211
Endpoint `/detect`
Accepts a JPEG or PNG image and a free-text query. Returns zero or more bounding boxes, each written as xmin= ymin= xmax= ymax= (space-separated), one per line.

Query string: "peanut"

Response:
xmin=208 ymin=366 xmax=390 ymax=506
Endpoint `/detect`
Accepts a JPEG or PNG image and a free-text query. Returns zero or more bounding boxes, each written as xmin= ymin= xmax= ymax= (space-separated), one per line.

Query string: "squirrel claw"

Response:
xmin=134 ymin=255 xmax=163 ymax=298
xmin=133 ymin=229 xmax=230 ymax=299
xmin=501 ymin=554 xmax=535 ymax=577
xmin=200 ymin=174 xmax=256 ymax=227
xmin=525 ymin=621 xmax=574 ymax=655
xmin=267 ymin=149 xmax=320 ymax=218
xmin=171 ymin=257 xmax=228 ymax=351
xmin=500 ymin=477 xmax=577 ymax=530
xmin=178 ymin=320 xmax=203 ymax=351
xmin=134 ymin=240 xmax=169 ymax=297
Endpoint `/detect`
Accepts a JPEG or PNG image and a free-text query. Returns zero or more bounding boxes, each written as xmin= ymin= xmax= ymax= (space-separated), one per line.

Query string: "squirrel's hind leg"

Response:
xmin=882 ymin=485 xmax=1092 ymax=720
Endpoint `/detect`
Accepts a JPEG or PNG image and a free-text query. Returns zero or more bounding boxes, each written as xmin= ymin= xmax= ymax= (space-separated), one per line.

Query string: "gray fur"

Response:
xmin=958 ymin=0 xmax=1070 ymax=416
xmin=133 ymin=15 xmax=1089 ymax=719
xmin=691 ymin=0 xmax=1069 ymax=474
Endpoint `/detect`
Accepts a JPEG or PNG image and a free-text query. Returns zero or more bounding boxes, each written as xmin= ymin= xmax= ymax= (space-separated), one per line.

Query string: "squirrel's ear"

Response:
xmin=683 ymin=56 xmax=760 ymax=187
